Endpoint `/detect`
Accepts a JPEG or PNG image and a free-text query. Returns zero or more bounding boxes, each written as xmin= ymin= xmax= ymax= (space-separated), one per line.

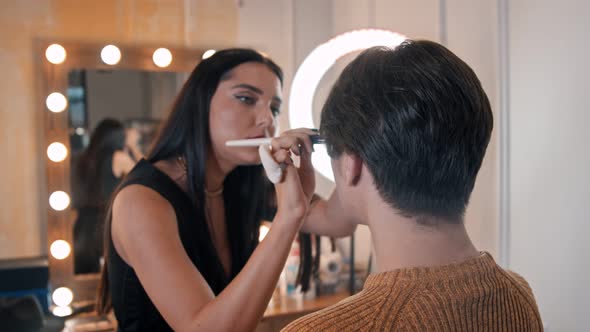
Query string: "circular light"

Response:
xmin=52 ymin=287 xmax=73 ymax=307
xmin=45 ymin=44 xmax=67 ymax=64
xmin=49 ymin=191 xmax=70 ymax=211
xmin=75 ymin=127 xmax=85 ymax=135
xmin=50 ymin=240 xmax=71 ymax=260
xmin=47 ymin=142 xmax=68 ymax=162
xmin=153 ymin=48 xmax=172 ymax=68
xmin=51 ymin=305 xmax=72 ymax=317
xmin=289 ymin=29 xmax=407 ymax=181
xmin=101 ymin=44 xmax=121 ymax=65
xmin=46 ymin=92 xmax=67 ymax=113
xmin=49 ymin=240 xmax=72 ymax=259
xmin=202 ymin=49 xmax=216 ymax=60
xmin=259 ymin=224 xmax=270 ymax=242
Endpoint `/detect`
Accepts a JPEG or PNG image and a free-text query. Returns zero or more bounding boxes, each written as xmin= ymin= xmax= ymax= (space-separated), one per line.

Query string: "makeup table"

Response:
xmin=60 ymin=292 xmax=349 ymax=331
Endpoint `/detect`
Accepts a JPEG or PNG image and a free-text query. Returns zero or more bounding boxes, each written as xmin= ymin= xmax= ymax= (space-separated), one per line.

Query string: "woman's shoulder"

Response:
xmin=120 ymin=160 xmax=179 ymax=189
xmin=114 ymin=184 xmax=175 ymax=219
xmin=112 ymin=184 xmax=178 ymax=242
xmin=115 ymin=160 xmax=193 ymax=217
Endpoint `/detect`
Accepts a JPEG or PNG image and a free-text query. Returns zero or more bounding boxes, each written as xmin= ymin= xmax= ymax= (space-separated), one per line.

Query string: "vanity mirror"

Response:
xmin=38 ymin=40 xmax=208 ymax=306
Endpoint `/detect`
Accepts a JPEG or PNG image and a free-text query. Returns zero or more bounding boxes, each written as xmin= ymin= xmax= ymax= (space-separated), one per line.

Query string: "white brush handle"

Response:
xmin=226 ymin=135 xmax=325 ymax=147
xmin=226 ymin=138 xmax=273 ymax=147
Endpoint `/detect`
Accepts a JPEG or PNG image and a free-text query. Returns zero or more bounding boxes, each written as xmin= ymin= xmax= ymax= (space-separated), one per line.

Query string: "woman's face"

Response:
xmin=209 ymin=62 xmax=282 ymax=167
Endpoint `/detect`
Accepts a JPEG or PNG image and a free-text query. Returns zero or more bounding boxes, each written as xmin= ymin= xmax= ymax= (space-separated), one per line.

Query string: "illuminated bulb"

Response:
xmin=51 ymin=305 xmax=72 ymax=317
xmin=45 ymin=44 xmax=67 ymax=64
xmin=153 ymin=48 xmax=172 ymax=68
xmin=101 ymin=44 xmax=121 ymax=65
xmin=259 ymin=224 xmax=270 ymax=242
xmin=202 ymin=49 xmax=216 ymax=60
xmin=52 ymin=287 xmax=73 ymax=307
xmin=49 ymin=191 xmax=70 ymax=211
xmin=50 ymin=240 xmax=71 ymax=260
xmin=75 ymin=127 xmax=85 ymax=135
xmin=46 ymin=92 xmax=67 ymax=113
xmin=47 ymin=142 xmax=68 ymax=162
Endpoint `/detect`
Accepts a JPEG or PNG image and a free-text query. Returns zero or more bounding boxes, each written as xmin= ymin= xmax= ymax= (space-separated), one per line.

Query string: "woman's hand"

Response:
xmin=270 ymin=128 xmax=317 ymax=224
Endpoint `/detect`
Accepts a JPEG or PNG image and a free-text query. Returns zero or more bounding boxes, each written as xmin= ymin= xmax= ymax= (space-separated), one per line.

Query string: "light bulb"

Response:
xmin=49 ymin=191 xmax=70 ymax=211
xmin=101 ymin=45 xmax=121 ymax=65
xmin=52 ymin=287 xmax=73 ymax=307
xmin=45 ymin=44 xmax=66 ymax=64
xmin=202 ymin=49 xmax=216 ymax=60
xmin=47 ymin=142 xmax=68 ymax=162
xmin=51 ymin=305 xmax=72 ymax=317
xmin=50 ymin=240 xmax=71 ymax=260
xmin=153 ymin=48 xmax=172 ymax=68
xmin=46 ymin=92 xmax=67 ymax=113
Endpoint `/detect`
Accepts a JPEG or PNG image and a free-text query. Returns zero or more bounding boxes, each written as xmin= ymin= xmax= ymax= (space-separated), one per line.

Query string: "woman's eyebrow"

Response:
xmin=231 ymin=84 xmax=263 ymax=94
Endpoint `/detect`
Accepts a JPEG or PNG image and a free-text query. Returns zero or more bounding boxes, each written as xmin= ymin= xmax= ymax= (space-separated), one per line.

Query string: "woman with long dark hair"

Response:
xmin=72 ymin=118 xmax=140 ymax=274
xmin=96 ymin=49 xmax=322 ymax=331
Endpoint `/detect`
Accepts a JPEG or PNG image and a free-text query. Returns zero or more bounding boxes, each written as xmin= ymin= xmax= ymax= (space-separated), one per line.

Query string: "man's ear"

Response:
xmin=343 ymin=153 xmax=363 ymax=186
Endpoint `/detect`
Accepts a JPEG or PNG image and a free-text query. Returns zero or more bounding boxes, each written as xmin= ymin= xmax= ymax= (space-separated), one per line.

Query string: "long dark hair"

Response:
xmin=97 ymin=49 xmax=288 ymax=314
xmin=73 ymin=118 xmax=125 ymax=208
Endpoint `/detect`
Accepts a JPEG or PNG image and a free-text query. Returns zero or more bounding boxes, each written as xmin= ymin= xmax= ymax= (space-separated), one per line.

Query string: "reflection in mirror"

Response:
xmin=67 ymin=69 xmax=187 ymax=274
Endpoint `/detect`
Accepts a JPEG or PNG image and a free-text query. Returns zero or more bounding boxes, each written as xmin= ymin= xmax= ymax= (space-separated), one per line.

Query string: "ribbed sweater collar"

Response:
xmin=364 ymin=252 xmax=497 ymax=288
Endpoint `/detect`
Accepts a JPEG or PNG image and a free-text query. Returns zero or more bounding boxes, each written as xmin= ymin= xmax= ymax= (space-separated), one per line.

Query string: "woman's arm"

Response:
xmin=112 ymin=186 xmax=302 ymax=332
xmin=111 ymin=133 xmax=313 ymax=332
xmin=299 ymin=193 xmax=357 ymax=238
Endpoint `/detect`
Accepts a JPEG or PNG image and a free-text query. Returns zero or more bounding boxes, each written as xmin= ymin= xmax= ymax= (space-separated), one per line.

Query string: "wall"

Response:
xmin=508 ymin=0 xmax=590 ymax=330
xmin=445 ymin=0 xmax=500 ymax=264
xmin=0 ymin=0 xmax=238 ymax=259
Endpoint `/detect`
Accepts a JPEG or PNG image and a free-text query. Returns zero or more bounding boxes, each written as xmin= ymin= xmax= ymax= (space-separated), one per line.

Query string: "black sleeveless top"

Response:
xmin=107 ymin=160 xmax=233 ymax=331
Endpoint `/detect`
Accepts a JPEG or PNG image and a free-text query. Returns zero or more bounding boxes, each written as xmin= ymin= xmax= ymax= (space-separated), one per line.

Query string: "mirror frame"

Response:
xmin=38 ymin=39 xmax=207 ymax=302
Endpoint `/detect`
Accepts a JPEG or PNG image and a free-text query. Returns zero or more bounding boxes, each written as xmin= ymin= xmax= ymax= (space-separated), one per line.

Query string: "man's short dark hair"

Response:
xmin=320 ymin=40 xmax=493 ymax=223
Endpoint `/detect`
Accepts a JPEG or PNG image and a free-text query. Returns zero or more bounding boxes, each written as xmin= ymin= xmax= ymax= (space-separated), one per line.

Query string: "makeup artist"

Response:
xmin=96 ymin=49 xmax=330 ymax=332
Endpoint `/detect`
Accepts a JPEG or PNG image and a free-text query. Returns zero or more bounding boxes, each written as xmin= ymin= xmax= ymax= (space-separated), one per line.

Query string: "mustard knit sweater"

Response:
xmin=283 ymin=252 xmax=543 ymax=331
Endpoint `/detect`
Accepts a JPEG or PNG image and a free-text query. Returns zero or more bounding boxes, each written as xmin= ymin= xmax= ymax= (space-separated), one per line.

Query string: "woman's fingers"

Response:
xmin=270 ymin=128 xmax=316 ymax=156
xmin=263 ymin=128 xmax=317 ymax=195
xmin=272 ymin=149 xmax=292 ymax=165
xmin=285 ymin=128 xmax=315 ymax=154
xmin=271 ymin=135 xmax=302 ymax=156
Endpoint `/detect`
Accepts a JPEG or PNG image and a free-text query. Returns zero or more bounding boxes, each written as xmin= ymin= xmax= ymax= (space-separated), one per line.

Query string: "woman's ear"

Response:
xmin=343 ymin=153 xmax=363 ymax=186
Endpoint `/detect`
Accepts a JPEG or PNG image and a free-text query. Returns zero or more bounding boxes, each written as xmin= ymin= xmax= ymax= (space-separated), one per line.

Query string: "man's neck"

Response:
xmin=367 ymin=199 xmax=479 ymax=273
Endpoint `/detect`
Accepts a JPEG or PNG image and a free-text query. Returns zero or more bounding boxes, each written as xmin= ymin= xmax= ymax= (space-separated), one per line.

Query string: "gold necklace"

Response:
xmin=177 ymin=156 xmax=224 ymax=197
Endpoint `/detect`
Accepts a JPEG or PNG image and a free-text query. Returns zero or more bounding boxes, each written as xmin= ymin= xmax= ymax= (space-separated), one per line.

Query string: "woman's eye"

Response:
xmin=271 ymin=107 xmax=281 ymax=116
xmin=236 ymin=95 xmax=255 ymax=105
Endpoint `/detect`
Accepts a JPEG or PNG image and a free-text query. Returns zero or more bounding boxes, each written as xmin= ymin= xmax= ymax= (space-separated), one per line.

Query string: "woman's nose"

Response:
xmin=256 ymin=106 xmax=274 ymax=128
